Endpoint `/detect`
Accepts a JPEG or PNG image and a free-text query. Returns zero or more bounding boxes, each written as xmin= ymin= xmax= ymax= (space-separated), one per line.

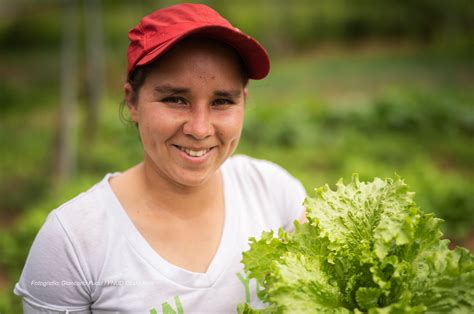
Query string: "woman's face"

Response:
xmin=125 ymin=38 xmax=247 ymax=188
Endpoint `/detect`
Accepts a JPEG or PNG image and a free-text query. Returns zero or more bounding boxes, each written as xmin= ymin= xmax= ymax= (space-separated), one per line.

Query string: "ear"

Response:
xmin=124 ymin=83 xmax=139 ymax=123
xmin=243 ymin=87 xmax=248 ymax=102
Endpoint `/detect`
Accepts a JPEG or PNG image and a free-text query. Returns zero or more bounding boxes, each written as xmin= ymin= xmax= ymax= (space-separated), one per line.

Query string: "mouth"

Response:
xmin=173 ymin=145 xmax=214 ymax=158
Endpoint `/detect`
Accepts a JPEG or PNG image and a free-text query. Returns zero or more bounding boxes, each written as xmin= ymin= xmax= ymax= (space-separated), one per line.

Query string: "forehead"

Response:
xmin=145 ymin=37 xmax=247 ymax=85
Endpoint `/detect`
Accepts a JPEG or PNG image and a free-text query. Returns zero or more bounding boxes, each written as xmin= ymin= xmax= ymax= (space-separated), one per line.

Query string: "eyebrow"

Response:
xmin=154 ymin=85 xmax=242 ymax=98
xmin=214 ymin=90 xmax=243 ymax=98
xmin=154 ymin=85 xmax=189 ymax=94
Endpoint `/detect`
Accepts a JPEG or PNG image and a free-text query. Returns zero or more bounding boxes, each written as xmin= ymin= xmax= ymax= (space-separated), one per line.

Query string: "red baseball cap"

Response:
xmin=127 ymin=3 xmax=270 ymax=80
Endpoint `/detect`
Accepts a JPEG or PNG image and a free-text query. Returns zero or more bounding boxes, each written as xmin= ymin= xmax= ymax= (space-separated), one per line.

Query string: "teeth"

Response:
xmin=178 ymin=146 xmax=210 ymax=157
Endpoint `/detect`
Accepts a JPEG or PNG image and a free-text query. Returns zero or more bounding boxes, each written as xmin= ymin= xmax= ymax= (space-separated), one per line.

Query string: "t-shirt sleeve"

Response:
xmin=274 ymin=167 xmax=307 ymax=232
xmin=251 ymin=157 xmax=307 ymax=232
xmin=13 ymin=211 xmax=92 ymax=313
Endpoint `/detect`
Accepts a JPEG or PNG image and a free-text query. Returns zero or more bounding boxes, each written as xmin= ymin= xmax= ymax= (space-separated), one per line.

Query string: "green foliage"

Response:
xmin=1 ymin=0 xmax=473 ymax=57
xmin=0 ymin=288 xmax=21 ymax=314
xmin=239 ymin=176 xmax=474 ymax=313
xmin=238 ymin=89 xmax=474 ymax=241
xmin=243 ymin=103 xmax=317 ymax=148
xmin=0 ymin=6 xmax=61 ymax=49
xmin=325 ymin=92 xmax=474 ymax=136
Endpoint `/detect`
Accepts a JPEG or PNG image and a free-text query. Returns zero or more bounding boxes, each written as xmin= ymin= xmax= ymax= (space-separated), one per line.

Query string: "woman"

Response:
xmin=14 ymin=4 xmax=306 ymax=313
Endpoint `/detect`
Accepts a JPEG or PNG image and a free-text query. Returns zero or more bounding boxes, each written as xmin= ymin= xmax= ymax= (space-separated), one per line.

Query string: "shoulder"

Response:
xmin=51 ymin=177 xmax=111 ymax=250
xmin=223 ymin=154 xmax=304 ymax=193
xmin=54 ymin=178 xmax=108 ymax=226
xmin=224 ymin=154 xmax=296 ymax=182
xmin=14 ymin=175 xmax=118 ymax=307
xmin=34 ymin=175 xmax=116 ymax=278
xmin=223 ymin=154 xmax=307 ymax=230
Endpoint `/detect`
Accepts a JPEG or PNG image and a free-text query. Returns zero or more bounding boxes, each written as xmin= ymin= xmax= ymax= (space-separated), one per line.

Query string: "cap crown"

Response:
xmin=126 ymin=3 xmax=270 ymax=79
xmin=128 ymin=4 xmax=235 ymax=73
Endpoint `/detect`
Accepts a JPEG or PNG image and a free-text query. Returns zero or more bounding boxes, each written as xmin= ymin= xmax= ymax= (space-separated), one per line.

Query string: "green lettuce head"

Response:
xmin=239 ymin=175 xmax=474 ymax=313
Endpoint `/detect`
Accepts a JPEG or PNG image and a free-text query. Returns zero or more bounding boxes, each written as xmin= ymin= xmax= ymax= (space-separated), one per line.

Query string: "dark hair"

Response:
xmin=119 ymin=64 xmax=154 ymax=127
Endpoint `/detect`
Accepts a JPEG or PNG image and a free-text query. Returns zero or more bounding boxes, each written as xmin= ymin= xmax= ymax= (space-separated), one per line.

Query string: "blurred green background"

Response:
xmin=1 ymin=0 xmax=473 ymax=311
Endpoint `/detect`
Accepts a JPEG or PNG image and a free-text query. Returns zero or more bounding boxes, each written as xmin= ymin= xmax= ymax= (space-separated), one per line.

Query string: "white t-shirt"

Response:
xmin=14 ymin=155 xmax=306 ymax=313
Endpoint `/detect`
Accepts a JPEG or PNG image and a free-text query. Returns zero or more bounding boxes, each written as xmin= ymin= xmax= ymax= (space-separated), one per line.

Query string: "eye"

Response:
xmin=213 ymin=98 xmax=234 ymax=106
xmin=162 ymin=96 xmax=186 ymax=105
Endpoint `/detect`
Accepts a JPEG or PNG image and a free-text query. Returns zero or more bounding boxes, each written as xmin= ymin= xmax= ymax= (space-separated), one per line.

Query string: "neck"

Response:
xmin=137 ymin=160 xmax=222 ymax=219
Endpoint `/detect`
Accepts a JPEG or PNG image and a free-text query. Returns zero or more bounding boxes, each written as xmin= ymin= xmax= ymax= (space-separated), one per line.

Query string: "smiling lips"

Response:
xmin=174 ymin=145 xmax=213 ymax=157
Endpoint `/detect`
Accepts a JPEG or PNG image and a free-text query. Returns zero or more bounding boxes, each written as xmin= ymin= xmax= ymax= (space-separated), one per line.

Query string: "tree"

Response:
xmin=53 ymin=0 xmax=79 ymax=184
xmin=84 ymin=0 xmax=104 ymax=144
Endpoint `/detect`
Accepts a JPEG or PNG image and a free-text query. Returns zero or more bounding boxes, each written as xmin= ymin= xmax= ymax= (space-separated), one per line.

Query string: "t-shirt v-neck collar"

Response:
xmin=98 ymin=163 xmax=240 ymax=288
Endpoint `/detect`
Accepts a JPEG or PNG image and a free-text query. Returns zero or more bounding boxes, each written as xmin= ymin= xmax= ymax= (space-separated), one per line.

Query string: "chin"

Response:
xmin=172 ymin=170 xmax=213 ymax=188
xmin=176 ymin=177 xmax=209 ymax=188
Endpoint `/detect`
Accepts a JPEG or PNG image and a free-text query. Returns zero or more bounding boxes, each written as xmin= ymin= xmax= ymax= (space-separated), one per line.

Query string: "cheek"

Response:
xmin=218 ymin=115 xmax=244 ymax=140
xmin=137 ymin=112 xmax=163 ymax=143
xmin=138 ymin=122 xmax=153 ymax=149
xmin=138 ymin=109 xmax=182 ymax=143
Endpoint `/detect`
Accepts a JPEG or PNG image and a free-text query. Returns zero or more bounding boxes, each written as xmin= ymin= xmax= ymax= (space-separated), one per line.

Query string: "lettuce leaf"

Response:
xmin=239 ymin=175 xmax=474 ymax=313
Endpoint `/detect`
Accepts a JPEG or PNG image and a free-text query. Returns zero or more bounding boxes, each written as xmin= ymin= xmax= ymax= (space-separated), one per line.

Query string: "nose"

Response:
xmin=183 ymin=105 xmax=214 ymax=140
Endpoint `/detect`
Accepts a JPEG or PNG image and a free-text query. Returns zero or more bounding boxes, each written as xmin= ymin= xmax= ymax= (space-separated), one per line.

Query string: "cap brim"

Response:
xmin=135 ymin=25 xmax=270 ymax=80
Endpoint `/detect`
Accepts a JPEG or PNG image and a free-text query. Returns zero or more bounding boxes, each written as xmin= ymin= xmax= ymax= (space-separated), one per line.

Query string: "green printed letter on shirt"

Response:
xmin=162 ymin=296 xmax=184 ymax=314
xmin=150 ymin=296 xmax=184 ymax=314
